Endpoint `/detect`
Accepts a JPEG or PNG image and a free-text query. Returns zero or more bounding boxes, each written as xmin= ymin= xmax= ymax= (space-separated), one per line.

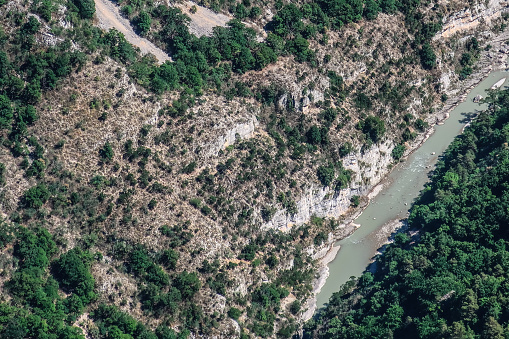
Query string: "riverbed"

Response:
xmin=314 ymin=70 xmax=509 ymax=311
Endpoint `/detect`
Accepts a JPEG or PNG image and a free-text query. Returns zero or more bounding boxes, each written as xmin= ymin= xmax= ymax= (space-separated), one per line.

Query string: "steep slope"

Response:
xmin=0 ymin=0 xmax=507 ymax=338
xmin=306 ymin=86 xmax=509 ymax=339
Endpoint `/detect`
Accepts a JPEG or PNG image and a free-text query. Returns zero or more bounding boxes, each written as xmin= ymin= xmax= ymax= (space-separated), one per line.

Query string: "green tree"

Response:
xmin=420 ymin=43 xmax=436 ymax=70
xmin=0 ymin=95 xmax=12 ymax=129
xmin=53 ymin=248 xmax=96 ymax=303
xmin=136 ymin=11 xmax=152 ymax=35
xmin=174 ymin=271 xmax=201 ymax=299
xmin=99 ymin=142 xmax=114 ymax=162
xmin=22 ymin=183 xmax=50 ymax=208
xmin=362 ymin=116 xmax=386 ymax=143
xmin=73 ymin=0 xmax=95 ymax=19
xmin=317 ymin=163 xmax=335 ymax=186
xmin=363 ymin=0 xmax=380 ymax=20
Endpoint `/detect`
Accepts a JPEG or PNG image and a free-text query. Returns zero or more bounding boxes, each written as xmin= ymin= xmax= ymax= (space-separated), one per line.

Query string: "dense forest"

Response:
xmin=306 ymin=88 xmax=509 ymax=338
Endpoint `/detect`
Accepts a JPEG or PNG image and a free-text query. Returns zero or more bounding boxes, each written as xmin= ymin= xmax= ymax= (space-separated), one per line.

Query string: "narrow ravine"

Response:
xmin=314 ymin=71 xmax=509 ymax=311
xmin=93 ymin=0 xmax=171 ymax=64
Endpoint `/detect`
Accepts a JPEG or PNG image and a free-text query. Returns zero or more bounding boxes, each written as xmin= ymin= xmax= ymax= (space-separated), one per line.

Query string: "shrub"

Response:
xmin=22 ymin=183 xmax=50 ymax=208
xmin=72 ymin=0 xmax=95 ymax=19
xmin=99 ymin=142 xmax=114 ymax=162
xmin=317 ymin=164 xmax=335 ymax=186
xmin=420 ymin=43 xmax=436 ymax=70
xmin=392 ymin=144 xmax=406 ymax=160
xmin=53 ymin=248 xmax=96 ymax=303
xmin=159 ymin=249 xmax=179 ymax=270
xmin=189 ymin=198 xmax=201 ymax=208
xmin=350 ymin=195 xmax=360 ymax=207
xmin=228 ymin=307 xmax=242 ymax=320
xmin=135 ymin=11 xmax=152 ymax=35
xmin=174 ymin=271 xmax=201 ymax=299
xmin=362 ymin=116 xmax=386 ymax=144
xmin=339 ymin=142 xmax=354 ymax=157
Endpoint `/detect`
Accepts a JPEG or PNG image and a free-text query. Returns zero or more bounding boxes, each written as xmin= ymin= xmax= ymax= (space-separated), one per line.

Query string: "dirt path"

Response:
xmin=176 ymin=0 xmax=232 ymax=37
xmin=93 ymin=0 xmax=171 ymax=64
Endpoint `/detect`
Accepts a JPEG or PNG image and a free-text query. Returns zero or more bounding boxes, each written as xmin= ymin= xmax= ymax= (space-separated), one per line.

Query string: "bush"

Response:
xmin=420 ymin=43 xmax=436 ymax=70
xmin=0 ymin=95 xmax=13 ymax=130
xmin=53 ymin=248 xmax=96 ymax=303
xmin=136 ymin=11 xmax=152 ymax=35
xmin=362 ymin=116 xmax=385 ymax=144
xmin=22 ymin=183 xmax=50 ymax=208
xmin=159 ymin=249 xmax=179 ymax=270
xmin=228 ymin=307 xmax=242 ymax=320
xmin=350 ymin=195 xmax=360 ymax=207
xmin=72 ymin=0 xmax=95 ymax=19
xmin=99 ymin=142 xmax=114 ymax=162
xmin=392 ymin=144 xmax=405 ymax=160
xmin=317 ymin=164 xmax=335 ymax=186
xmin=306 ymin=125 xmax=322 ymax=145
xmin=339 ymin=142 xmax=354 ymax=157
xmin=189 ymin=198 xmax=201 ymax=208
xmin=174 ymin=271 xmax=201 ymax=299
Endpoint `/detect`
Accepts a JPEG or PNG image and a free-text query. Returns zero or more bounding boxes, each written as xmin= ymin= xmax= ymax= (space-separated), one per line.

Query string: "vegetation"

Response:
xmin=307 ymin=89 xmax=509 ymax=338
xmin=0 ymin=0 xmax=492 ymax=337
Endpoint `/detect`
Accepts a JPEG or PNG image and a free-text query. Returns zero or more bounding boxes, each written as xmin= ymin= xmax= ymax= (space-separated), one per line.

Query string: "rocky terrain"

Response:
xmin=0 ymin=0 xmax=508 ymax=338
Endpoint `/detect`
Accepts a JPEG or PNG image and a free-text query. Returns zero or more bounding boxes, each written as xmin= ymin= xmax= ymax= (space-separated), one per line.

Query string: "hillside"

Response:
xmin=305 ymin=85 xmax=509 ymax=339
xmin=0 ymin=0 xmax=507 ymax=338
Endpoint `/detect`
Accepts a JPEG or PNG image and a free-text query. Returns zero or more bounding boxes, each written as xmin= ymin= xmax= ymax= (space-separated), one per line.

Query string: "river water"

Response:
xmin=315 ymin=71 xmax=509 ymax=311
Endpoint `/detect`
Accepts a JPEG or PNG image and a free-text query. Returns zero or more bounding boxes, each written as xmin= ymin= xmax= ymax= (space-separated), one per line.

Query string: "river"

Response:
xmin=315 ymin=70 xmax=509 ymax=311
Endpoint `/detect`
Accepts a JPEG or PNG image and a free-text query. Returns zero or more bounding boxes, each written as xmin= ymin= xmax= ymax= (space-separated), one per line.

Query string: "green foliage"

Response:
xmin=128 ymin=246 xmax=169 ymax=287
xmin=414 ymin=118 xmax=428 ymax=132
xmin=136 ymin=11 xmax=152 ymax=35
xmin=251 ymin=283 xmax=289 ymax=309
xmin=72 ymin=0 xmax=96 ymax=19
xmin=420 ymin=43 xmax=436 ymax=70
xmin=363 ymin=0 xmax=380 ymax=20
xmin=350 ymin=195 xmax=360 ymax=207
xmin=174 ymin=271 xmax=201 ymax=299
xmin=317 ymin=163 xmax=335 ymax=186
xmin=0 ymin=162 xmax=5 ymax=185
xmin=159 ymin=249 xmax=179 ymax=270
xmin=22 ymin=183 xmax=50 ymax=208
xmin=391 ymin=143 xmax=406 ymax=160
xmin=92 ymin=304 xmax=162 ymax=338
xmin=53 ymin=247 xmax=96 ymax=303
xmin=4 ymin=227 xmax=85 ymax=338
xmin=306 ymin=125 xmax=322 ymax=145
xmin=361 ymin=115 xmax=386 ymax=144
xmin=0 ymin=94 xmax=12 ymax=129
xmin=308 ymin=88 xmax=509 ymax=339
xmin=239 ymin=243 xmax=258 ymax=261
xmin=339 ymin=142 xmax=354 ymax=157
xmin=228 ymin=307 xmax=242 ymax=320
xmin=99 ymin=142 xmax=114 ymax=162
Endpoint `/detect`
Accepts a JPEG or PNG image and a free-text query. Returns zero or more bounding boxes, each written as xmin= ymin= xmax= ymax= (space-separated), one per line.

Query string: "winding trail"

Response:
xmin=93 ymin=0 xmax=171 ymax=64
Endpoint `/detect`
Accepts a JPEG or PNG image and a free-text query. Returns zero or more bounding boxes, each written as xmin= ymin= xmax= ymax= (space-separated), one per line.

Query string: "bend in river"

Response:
xmin=315 ymin=70 xmax=509 ymax=311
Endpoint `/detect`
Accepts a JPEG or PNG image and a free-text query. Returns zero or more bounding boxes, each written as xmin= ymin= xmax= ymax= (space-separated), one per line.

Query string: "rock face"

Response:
xmin=434 ymin=0 xmax=509 ymax=39
xmin=204 ymin=115 xmax=259 ymax=157
xmin=262 ymin=141 xmax=393 ymax=231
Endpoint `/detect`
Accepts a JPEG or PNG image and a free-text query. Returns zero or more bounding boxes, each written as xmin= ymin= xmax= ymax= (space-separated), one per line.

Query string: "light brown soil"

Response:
xmin=93 ymin=0 xmax=171 ymax=64
xmin=176 ymin=0 xmax=232 ymax=37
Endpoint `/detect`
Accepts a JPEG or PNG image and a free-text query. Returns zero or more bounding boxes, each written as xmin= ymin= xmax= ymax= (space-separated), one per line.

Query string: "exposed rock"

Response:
xmin=473 ymin=94 xmax=483 ymax=102
xmin=262 ymin=141 xmax=393 ymax=232
xmin=277 ymin=93 xmax=288 ymax=110
xmin=434 ymin=0 xmax=509 ymax=39
xmin=205 ymin=115 xmax=259 ymax=157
